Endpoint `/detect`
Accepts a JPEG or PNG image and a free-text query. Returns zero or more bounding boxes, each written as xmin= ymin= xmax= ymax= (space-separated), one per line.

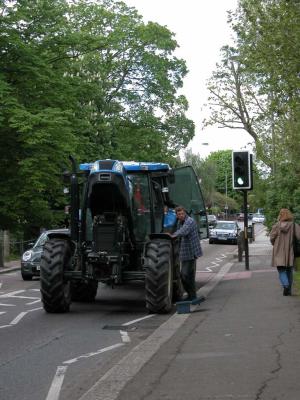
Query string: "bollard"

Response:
xmin=247 ymin=225 xmax=253 ymax=244
xmin=237 ymin=231 xmax=245 ymax=262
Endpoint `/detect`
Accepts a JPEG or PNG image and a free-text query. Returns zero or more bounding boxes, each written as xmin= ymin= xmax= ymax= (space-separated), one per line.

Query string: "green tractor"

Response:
xmin=40 ymin=157 xmax=208 ymax=314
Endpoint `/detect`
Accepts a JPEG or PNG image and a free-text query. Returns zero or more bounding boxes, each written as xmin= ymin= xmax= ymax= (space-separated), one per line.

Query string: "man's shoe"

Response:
xmin=283 ymin=287 xmax=289 ymax=296
xmin=186 ymin=295 xmax=197 ymax=301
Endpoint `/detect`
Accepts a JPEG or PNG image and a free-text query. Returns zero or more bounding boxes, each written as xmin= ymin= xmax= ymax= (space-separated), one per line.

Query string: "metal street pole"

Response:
xmin=243 ymin=190 xmax=249 ymax=270
xmin=225 ymin=171 xmax=228 ymax=220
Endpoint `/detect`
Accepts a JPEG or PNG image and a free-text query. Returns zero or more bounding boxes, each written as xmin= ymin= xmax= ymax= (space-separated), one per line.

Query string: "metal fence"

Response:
xmin=0 ymin=231 xmax=35 ymax=267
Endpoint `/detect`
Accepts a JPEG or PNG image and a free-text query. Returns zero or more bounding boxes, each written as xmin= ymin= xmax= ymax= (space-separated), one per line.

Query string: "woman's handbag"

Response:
xmin=293 ymin=224 xmax=300 ymax=257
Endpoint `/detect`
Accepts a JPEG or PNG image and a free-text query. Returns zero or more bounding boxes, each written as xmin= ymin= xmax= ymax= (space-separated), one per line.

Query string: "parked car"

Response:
xmin=209 ymin=220 xmax=240 ymax=244
xmin=237 ymin=213 xmax=244 ymax=221
xmin=21 ymin=229 xmax=69 ymax=280
xmin=207 ymin=214 xmax=217 ymax=227
xmin=252 ymin=213 xmax=265 ymax=223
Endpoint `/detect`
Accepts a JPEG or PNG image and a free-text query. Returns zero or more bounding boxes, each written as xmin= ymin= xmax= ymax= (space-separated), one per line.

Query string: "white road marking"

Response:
xmin=0 ymin=282 xmax=2 ymax=289
xmin=0 ymin=311 xmax=6 ymax=315
xmin=122 ymin=314 xmax=155 ymax=326
xmin=10 ymin=311 xmax=27 ymax=325
xmin=45 ymin=366 xmax=68 ymax=400
xmin=0 ymin=306 xmax=42 ymax=329
xmin=46 ymin=343 xmax=125 ymax=400
xmin=0 ymin=290 xmax=25 ymax=298
xmin=26 ymin=299 xmax=41 ymax=305
xmin=120 ymin=314 xmax=155 ymax=343
xmin=206 ymin=261 xmax=220 ymax=272
xmin=120 ymin=330 xmax=131 ymax=343
xmin=6 ymin=295 xmax=39 ymax=300
xmin=0 ymin=303 xmax=15 ymax=306
xmin=63 ymin=343 xmax=124 ymax=365
xmin=30 ymin=289 xmax=41 ymax=292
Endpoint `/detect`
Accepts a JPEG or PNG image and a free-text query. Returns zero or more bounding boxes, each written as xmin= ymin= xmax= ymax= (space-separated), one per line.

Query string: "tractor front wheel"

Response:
xmin=40 ymin=239 xmax=72 ymax=313
xmin=145 ymin=239 xmax=173 ymax=313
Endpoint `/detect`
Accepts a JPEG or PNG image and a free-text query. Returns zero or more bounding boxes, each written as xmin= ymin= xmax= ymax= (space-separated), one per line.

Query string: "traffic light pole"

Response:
xmin=243 ymin=190 xmax=249 ymax=270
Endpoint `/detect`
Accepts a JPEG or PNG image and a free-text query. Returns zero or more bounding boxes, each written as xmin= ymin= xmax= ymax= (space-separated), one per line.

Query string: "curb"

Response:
xmin=0 ymin=266 xmax=20 ymax=274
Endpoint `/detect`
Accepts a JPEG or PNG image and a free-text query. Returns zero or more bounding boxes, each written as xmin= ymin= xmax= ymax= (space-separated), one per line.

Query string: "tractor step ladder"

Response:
xmin=176 ymin=296 xmax=206 ymax=314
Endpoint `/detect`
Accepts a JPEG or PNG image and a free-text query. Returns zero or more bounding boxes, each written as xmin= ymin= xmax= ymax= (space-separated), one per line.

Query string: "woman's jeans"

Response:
xmin=181 ymin=259 xmax=196 ymax=299
xmin=277 ymin=266 xmax=293 ymax=288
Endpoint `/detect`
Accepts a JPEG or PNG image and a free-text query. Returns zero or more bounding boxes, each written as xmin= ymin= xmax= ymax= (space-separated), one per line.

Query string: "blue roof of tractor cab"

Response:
xmin=79 ymin=160 xmax=170 ymax=174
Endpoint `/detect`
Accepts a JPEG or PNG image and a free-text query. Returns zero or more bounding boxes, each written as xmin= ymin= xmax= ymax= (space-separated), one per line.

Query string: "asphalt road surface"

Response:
xmin=0 ymin=228 xmax=264 ymax=400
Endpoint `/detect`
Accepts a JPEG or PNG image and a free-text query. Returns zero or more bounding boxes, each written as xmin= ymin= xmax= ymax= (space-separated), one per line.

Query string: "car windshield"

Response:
xmin=34 ymin=232 xmax=48 ymax=248
xmin=253 ymin=214 xmax=263 ymax=218
xmin=215 ymin=222 xmax=235 ymax=230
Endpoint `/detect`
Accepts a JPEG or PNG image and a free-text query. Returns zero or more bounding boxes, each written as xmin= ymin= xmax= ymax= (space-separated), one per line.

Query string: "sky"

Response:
xmin=123 ymin=0 xmax=254 ymax=158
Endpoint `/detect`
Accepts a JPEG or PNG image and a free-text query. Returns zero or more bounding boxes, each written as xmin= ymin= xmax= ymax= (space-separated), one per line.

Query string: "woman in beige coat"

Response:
xmin=270 ymin=208 xmax=300 ymax=295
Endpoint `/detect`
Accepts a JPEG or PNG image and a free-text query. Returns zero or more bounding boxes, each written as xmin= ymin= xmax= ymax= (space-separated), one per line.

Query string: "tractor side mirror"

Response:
xmin=168 ymin=170 xmax=175 ymax=184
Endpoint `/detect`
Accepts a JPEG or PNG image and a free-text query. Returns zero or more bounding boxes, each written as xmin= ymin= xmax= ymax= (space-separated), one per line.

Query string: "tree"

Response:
xmin=0 ymin=0 xmax=194 ymax=234
xmin=205 ymin=0 xmax=300 ymax=225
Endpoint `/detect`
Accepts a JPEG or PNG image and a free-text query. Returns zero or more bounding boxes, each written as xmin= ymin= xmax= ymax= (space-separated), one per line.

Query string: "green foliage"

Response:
xmin=182 ymin=149 xmax=239 ymax=212
xmin=0 ymin=0 xmax=194 ymax=234
xmin=206 ymin=0 xmax=300 ymax=225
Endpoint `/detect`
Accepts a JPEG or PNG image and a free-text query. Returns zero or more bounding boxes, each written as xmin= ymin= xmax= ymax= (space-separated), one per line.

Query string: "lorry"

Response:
xmin=40 ymin=157 xmax=208 ymax=314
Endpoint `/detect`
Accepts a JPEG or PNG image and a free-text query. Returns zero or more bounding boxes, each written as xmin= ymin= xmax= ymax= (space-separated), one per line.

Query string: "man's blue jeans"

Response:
xmin=277 ymin=266 xmax=293 ymax=288
xmin=181 ymin=259 xmax=196 ymax=299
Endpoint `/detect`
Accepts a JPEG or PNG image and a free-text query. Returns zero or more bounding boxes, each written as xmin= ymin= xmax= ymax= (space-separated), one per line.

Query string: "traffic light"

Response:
xmin=232 ymin=151 xmax=253 ymax=190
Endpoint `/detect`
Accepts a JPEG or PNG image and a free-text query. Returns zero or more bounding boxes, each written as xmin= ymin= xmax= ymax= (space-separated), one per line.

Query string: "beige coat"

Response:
xmin=270 ymin=221 xmax=300 ymax=268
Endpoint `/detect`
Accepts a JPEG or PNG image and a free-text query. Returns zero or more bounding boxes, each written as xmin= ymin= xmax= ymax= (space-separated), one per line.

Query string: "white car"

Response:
xmin=209 ymin=220 xmax=240 ymax=244
xmin=252 ymin=213 xmax=265 ymax=223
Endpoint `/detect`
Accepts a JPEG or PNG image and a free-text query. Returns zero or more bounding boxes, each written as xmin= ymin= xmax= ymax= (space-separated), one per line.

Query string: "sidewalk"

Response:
xmin=0 ymin=259 xmax=20 ymax=274
xmin=88 ymin=228 xmax=300 ymax=400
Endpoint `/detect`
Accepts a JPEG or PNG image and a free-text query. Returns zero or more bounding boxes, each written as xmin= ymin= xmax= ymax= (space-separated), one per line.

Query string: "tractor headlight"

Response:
xmin=91 ymin=161 xmax=99 ymax=173
xmin=22 ymin=250 xmax=32 ymax=262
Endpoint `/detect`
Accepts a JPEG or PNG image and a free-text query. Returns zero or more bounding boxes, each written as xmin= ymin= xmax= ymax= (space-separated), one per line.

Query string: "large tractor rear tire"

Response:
xmin=40 ymin=239 xmax=72 ymax=313
xmin=145 ymin=239 xmax=173 ymax=314
xmin=71 ymin=280 xmax=98 ymax=302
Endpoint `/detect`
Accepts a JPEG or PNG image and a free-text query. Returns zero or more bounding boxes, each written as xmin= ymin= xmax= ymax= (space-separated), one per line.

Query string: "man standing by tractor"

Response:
xmin=170 ymin=206 xmax=203 ymax=301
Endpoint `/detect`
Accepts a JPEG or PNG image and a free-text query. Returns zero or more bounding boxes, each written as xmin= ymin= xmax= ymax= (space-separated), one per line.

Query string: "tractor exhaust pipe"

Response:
xmin=69 ymin=155 xmax=79 ymax=242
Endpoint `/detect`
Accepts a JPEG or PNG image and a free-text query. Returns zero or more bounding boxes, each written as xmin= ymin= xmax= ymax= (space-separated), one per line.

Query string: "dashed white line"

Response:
xmin=206 ymin=261 xmax=220 ymax=272
xmin=45 ymin=366 xmax=68 ymax=400
xmin=0 ymin=303 xmax=15 ymax=307
xmin=0 ymin=311 xmax=6 ymax=315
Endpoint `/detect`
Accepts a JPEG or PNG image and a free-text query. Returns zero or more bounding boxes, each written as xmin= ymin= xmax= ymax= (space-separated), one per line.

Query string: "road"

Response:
xmin=0 ymin=227 xmax=264 ymax=400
